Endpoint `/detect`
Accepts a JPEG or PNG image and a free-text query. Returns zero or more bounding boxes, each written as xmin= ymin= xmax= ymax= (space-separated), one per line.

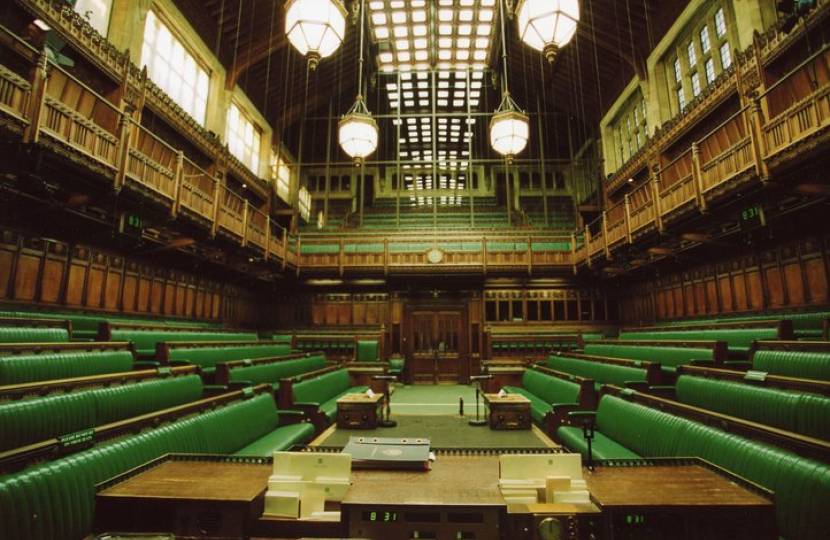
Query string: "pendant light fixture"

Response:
xmin=284 ymin=0 xmax=347 ymax=70
xmin=515 ymin=0 xmax=580 ymax=64
xmin=338 ymin=0 xmax=378 ymax=165
xmin=490 ymin=0 xmax=530 ymax=163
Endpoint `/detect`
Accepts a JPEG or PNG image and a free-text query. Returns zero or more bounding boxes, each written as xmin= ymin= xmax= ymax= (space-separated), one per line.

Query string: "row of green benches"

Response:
xmin=554 ymin=389 xmax=830 ymax=540
xmin=656 ymin=310 xmax=830 ymax=340
xmin=299 ymin=241 xmax=573 ymax=255
xmin=0 ymin=387 xmax=314 ymax=540
xmin=0 ymin=309 xmax=222 ymax=341
xmin=620 ymin=320 xmax=794 ymax=356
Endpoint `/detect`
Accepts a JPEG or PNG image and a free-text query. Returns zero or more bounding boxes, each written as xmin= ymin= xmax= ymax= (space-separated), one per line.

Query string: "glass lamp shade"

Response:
xmin=490 ymin=109 xmax=530 ymax=162
xmin=516 ymin=0 xmax=580 ymax=63
xmin=339 ymin=111 xmax=379 ymax=163
xmin=285 ymin=0 xmax=347 ymax=68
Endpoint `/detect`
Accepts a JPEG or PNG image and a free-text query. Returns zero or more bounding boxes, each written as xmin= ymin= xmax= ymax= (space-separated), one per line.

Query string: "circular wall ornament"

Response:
xmin=427 ymin=248 xmax=443 ymax=264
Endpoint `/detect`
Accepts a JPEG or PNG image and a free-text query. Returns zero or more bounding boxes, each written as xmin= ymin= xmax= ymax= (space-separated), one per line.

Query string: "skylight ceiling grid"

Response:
xmin=368 ymin=0 xmax=496 ymax=73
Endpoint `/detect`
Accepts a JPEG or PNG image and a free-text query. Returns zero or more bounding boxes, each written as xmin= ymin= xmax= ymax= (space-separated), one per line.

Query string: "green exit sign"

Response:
xmin=739 ymin=203 xmax=765 ymax=230
xmin=119 ymin=212 xmax=144 ymax=238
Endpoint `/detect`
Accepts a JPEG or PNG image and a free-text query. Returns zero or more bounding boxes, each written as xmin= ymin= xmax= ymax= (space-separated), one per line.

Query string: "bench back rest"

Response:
xmin=521 ymin=369 xmax=580 ymax=405
xmin=753 ymin=349 xmax=830 ymax=381
xmin=621 ymin=328 xmax=776 ymax=350
xmin=0 ymin=392 xmax=278 ymax=540
xmin=547 ymin=356 xmax=648 ymax=387
xmin=110 ymin=330 xmax=258 ymax=355
xmin=594 ymin=395 xmax=830 ymax=540
xmin=583 ymin=343 xmax=713 ymax=368
xmin=0 ymin=350 xmax=134 ymax=386
xmin=676 ymin=375 xmax=830 ymax=441
xmin=355 ymin=340 xmax=379 ymax=361
xmin=228 ymin=355 xmax=328 ymax=385
xmin=292 ymin=368 xmax=351 ymax=404
xmin=167 ymin=343 xmax=292 ymax=369
xmin=0 ymin=327 xmax=69 ymax=343
xmin=0 ymin=374 xmax=203 ymax=452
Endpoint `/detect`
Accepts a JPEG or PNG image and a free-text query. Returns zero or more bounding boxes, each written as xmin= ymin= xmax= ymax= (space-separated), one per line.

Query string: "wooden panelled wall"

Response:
xmin=618 ymin=236 xmax=830 ymax=324
xmin=0 ymin=227 xmax=259 ymax=325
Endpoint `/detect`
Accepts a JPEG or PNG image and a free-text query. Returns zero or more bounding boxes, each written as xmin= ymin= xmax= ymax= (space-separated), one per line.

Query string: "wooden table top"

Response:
xmin=337 ymin=392 xmax=384 ymax=404
xmin=584 ymin=465 xmax=771 ymax=508
xmin=345 ymin=455 xmax=504 ymax=506
xmin=97 ymin=460 xmax=272 ymax=502
xmin=484 ymin=393 xmax=531 ymax=404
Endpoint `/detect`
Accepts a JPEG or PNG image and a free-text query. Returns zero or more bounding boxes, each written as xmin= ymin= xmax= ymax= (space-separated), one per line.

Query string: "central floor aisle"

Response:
xmin=312 ymin=384 xmax=556 ymax=450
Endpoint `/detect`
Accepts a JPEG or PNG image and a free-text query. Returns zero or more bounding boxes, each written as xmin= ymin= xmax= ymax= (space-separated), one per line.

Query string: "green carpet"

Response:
xmin=389 ymin=384 xmax=479 ymax=416
xmin=320 ymin=414 xmax=550 ymax=449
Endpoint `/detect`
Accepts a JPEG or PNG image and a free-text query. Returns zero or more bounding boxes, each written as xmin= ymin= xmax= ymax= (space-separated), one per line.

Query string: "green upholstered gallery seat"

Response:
xmin=355 ymin=340 xmax=379 ymax=361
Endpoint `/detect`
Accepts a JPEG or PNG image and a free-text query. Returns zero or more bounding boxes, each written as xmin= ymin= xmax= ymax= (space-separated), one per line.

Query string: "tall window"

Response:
xmin=612 ymin=94 xmax=648 ymax=167
xmin=227 ymin=103 xmax=262 ymax=174
xmin=142 ymin=10 xmax=210 ymax=125
xmin=271 ymin=150 xmax=292 ymax=203
xmin=669 ymin=5 xmax=732 ymax=114
xmin=74 ymin=0 xmax=112 ymax=37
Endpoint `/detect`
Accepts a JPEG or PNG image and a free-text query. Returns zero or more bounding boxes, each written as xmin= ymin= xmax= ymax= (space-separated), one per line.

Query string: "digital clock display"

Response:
xmin=738 ymin=203 xmax=765 ymax=230
xmin=119 ymin=212 xmax=145 ymax=238
xmin=362 ymin=510 xmax=398 ymax=522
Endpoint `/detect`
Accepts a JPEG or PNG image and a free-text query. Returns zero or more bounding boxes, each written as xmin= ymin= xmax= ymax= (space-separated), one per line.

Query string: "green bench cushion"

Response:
xmin=0 ymin=350 xmax=134 ymax=386
xmin=676 ymin=375 xmax=830 ymax=441
xmin=752 ymin=349 xmax=830 ymax=381
xmin=621 ymin=329 xmax=776 ymax=353
xmin=0 ymin=374 xmax=203 ymax=452
xmin=293 ymin=369 xmax=368 ymax=420
xmin=166 ymin=343 xmax=292 ymax=374
xmin=234 ymin=421 xmax=316 ymax=455
xmin=547 ymin=356 xmax=647 ymax=390
xmin=355 ymin=340 xmax=378 ymax=361
xmin=583 ymin=343 xmax=712 ymax=373
xmin=0 ymin=327 xmax=70 ymax=343
xmin=503 ymin=369 xmax=581 ymax=424
xmin=113 ymin=330 xmax=259 ymax=357
xmin=228 ymin=355 xmax=328 ymax=386
xmin=556 ymin=425 xmax=641 ymax=460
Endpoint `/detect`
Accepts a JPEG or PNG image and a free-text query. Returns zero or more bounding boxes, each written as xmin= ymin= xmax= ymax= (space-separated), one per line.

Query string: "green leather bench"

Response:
xmin=0 ymin=373 xmax=203 ymax=452
xmin=290 ymin=368 xmax=369 ymax=421
xmin=160 ymin=342 xmax=292 ymax=377
xmin=751 ymin=341 xmax=830 ymax=381
xmin=658 ymin=311 xmax=830 ymax=339
xmin=0 ymin=326 xmax=69 ymax=343
xmin=547 ymin=354 xmax=655 ymax=391
xmin=0 ymin=344 xmax=134 ymax=386
xmin=100 ymin=325 xmax=259 ymax=357
xmin=0 ymin=390 xmax=314 ymax=540
xmin=219 ymin=354 xmax=328 ymax=388
xmin=583 ymin=341 xmax=723 ymax=375
xmin=621 ymin=320 xmax=792 ymax=357
xmin=556 ymin=394 xmax=830 ymax=540
xmin=674 ymin=374 xmax=830 ymax=441
xmin=0 ymin=310 xmax=220 ymax=340
xmin=355 ymin=340 xmax=379 ymax=361
xmin=502 ymin=367 xmax=594 ymax=426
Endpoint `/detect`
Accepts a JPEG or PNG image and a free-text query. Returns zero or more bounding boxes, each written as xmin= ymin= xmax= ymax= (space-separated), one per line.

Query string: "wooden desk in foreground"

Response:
xmin=94 ymin=455 xmax=775 ymax=540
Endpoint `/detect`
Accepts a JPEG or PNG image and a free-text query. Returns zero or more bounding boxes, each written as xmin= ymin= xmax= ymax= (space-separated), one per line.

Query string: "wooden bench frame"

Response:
xmin=583 ymin=339 xmax=729 ymax=364
xmin=676 ymin=365 xmax=830 ymax=397
xmin=0 ymin=341 xmax=133 ymax=357
xmin=0 ymin=365 xmax=199 ymax=402
xmin=598 ymin=385 xmax=830 ymax=464
xmin=0 ymin=316 xmax=73 ymax=338
xmin=0 ymin=384 xmax=307 ymax=474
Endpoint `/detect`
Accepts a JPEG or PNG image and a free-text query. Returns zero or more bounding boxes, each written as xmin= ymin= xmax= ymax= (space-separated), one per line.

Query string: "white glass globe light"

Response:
xmin=339 ymin=108 xmax=378 ymax=164
xmin=516 ymin=0 xmax=580 ymax=63
xmin=490 ymin=108 xmax=529 ymax=163
xmin=285 ymin=0 xmax=347 ymax=69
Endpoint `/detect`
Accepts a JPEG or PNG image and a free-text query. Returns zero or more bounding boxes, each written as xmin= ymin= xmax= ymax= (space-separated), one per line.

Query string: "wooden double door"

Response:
xmin=406 ymin=308 xmax=469 ymax=384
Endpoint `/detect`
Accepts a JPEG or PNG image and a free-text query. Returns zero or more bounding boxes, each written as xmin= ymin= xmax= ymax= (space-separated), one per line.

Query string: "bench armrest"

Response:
xmin=293 ymin=401 xmax=323 ymax=408
xmin=647 ymin=385 xmax=676 ymax=399
xmin=623 ymin=381 xmax=651 ymax=392
xmin=133 ymin=361 xmax=160 ymax=369
xmin=277 ymin=410 xmax=309 ymax=425
xmin=567 ymin=411 xmax=596 ymax=420
xmin=724 ymin=361 xmax=753 ymax=371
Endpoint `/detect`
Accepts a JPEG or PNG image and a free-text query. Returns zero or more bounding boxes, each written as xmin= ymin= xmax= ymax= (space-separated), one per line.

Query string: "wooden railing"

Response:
xmin=246 ymin=206 xmax=268 ymax=251
xmin=657 ymin=150 xmax=696 ymax=219
xmin=178 ymin=158 xmax=217 ymax=220
xmin=605 ymin=200 xmax=628 ymax=248
xmin=586 ymin=216 xmax=606 ymax=258
xmin=124 ymin=120 xmax=178 ymax=202
xmin=216 ymin=185 xmax=246 ymax=240
xmin=0 ymin=64 xmax=30 ymax=127
xmin=627 ymin=181 xmax=657 ymax=238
